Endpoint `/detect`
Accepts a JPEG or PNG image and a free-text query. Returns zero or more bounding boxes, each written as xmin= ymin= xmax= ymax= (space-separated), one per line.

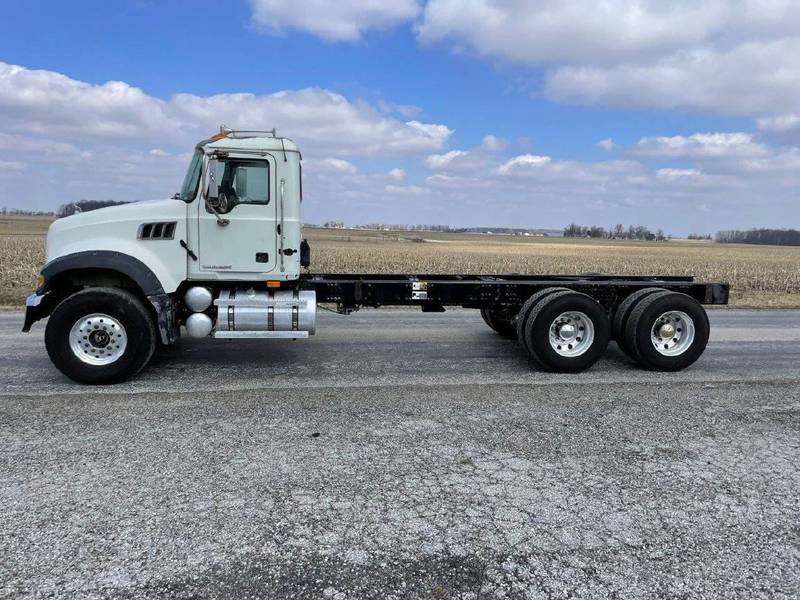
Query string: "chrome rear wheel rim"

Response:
xmin=651 ymin=310 xmax=695 ymax=356
xmin=549 ymin=311 xmax=594 ymax=357
xmin=69 ymin=313 xmax=128 ymax=365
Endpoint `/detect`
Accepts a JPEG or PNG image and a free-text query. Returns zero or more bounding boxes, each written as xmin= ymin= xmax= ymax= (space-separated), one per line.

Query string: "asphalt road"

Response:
xmin=2 ymin=309 xmax=799 ymax=598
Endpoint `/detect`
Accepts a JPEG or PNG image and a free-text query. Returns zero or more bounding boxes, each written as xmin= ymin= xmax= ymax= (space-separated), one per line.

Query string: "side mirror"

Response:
xmin=205 ymin=158 xmax=219 ymax=201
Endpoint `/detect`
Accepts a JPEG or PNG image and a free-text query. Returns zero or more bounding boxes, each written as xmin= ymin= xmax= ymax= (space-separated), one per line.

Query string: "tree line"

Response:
xmin=563 ymin=223 xmax=668 ymax=241
xmin=56 ymin=200 xmax=129 ymax=217
xmin=715 ymin=228 xmax=800 ymax=246
xmin=0 ymin=207 xmax=55 ymax=216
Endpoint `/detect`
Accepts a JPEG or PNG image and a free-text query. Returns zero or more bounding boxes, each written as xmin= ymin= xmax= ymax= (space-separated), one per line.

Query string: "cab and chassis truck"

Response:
xmin=22 ymin=127 xmax=730 ymax=384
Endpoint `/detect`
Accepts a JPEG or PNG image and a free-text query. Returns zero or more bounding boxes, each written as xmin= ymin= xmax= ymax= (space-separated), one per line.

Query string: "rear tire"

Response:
xmin=515 ymin=287 xmax=571 ymax=353
xmin=612 ymin=287 xmax=664 ymax=356
xmin=522 ymin=290 xmax=610 ymax=373
xmin=480 ymin=308 xmax=517 ymax=339
xmin=45 ymin=287 xmax=157 ymax=384
xmin=624 ymin=291 xmax=709 ymax=371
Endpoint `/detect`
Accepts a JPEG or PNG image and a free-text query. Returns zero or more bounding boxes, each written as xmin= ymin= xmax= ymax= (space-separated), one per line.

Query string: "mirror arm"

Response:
xmin=203 ymin=156 xmax=228 ymax=225
xmin=205 ymin=198 xmax=230 ymax=226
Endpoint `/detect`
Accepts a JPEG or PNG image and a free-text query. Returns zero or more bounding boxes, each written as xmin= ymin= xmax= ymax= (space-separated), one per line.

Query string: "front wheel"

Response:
xmin=45 ymin=287 xmax=157 ymax=384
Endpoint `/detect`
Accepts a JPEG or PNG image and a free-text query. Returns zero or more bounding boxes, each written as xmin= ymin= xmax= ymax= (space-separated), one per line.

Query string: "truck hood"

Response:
xmin=46 ymin=198 xmax=187 ymax=263
xmin=51 ymin=199 xmax=183 ymax=230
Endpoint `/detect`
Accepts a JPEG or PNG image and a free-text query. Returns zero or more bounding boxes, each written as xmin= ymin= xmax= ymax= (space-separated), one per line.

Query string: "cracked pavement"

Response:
xmin=1 ymin=310 xmax=799 ymax=598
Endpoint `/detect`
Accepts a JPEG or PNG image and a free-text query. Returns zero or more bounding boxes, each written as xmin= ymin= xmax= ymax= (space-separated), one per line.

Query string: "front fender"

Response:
xmin=39 ymin=250 xmax=166 ymax=296
xmin=24 ymin=252 xmax=179 ymax=345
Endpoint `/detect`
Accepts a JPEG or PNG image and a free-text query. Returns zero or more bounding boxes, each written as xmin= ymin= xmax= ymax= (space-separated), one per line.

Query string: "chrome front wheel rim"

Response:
xmin=549 ymin=311 xmax=594 ymax=357
xmin=69 ymin=314 xmax=128 ymax=365
xmin=651 ymin=310 xmax=695 ymax=356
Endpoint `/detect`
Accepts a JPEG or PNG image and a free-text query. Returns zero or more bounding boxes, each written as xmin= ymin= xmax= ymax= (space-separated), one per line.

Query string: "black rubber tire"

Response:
xmin=522 ymin=290 xmax=610 ymax=373
xmin=515 ymin=287 xmax=572 ymax=353
xmin=624 ymin=291 xmax=710 ymax=371
xmin=480 ymin=308 xmax=517 ymax=339
xmin=45 ymin=287 xmax=157 ymax=384
xmin=612 ymin=287 xmax=664 ymax=355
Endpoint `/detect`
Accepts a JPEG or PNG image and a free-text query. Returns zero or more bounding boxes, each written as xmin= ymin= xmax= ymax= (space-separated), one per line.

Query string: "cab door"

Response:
xmin=197 ymin=152 xmax=277 ymax=277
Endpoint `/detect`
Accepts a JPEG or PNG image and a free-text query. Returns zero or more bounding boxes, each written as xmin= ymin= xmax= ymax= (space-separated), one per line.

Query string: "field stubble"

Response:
xmin=1 ymin=217 xmax=798 ymax=308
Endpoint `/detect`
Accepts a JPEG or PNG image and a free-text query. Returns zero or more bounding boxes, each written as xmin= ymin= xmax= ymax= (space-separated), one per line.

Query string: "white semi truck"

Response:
xmin=23 ymin=127 xmax=729 ymax=384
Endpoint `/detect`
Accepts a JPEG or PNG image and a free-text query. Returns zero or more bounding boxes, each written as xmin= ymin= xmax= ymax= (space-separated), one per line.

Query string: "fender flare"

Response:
xmin=26 ymin=251 xmax=177 ymax=345
xmin=40 ymin=250 xmax=165 ymax=296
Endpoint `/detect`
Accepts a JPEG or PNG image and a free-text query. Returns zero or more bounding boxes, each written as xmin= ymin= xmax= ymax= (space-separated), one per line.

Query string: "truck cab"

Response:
xmin=24 ymin=127 xmax=314 ymax=384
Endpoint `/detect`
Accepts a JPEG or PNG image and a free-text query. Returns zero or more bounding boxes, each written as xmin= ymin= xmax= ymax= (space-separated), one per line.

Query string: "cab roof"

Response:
xmin=196 ymin=126 xmax=300 ymax=154
xmin=202 ymin=134 xmax=300 ymax=154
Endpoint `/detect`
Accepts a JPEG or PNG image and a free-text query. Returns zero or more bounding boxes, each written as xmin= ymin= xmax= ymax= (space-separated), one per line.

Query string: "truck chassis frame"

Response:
xmin=301 ymin=273 xmax=729 ymax=313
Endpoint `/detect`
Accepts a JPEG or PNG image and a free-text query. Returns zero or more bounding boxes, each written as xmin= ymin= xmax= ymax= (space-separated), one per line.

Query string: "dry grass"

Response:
xmin=2 ymin=217 xmax=798 ymax=308
xmin=0 ymin=216 xmax=49 ymax=308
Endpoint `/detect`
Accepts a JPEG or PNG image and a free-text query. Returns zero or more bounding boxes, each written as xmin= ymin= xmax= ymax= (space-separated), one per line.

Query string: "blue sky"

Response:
xmin=1 ymin=1 xmax=799 ymax=234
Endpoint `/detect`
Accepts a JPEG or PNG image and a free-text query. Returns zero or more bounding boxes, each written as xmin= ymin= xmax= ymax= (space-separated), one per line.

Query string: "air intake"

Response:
xmin=138 ymin=221 xmax=177 ymax=240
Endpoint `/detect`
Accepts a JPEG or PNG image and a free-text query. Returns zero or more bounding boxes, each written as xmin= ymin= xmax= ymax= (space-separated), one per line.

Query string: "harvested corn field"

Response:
xmin=2 ymin=216 xmax=799 ymax=308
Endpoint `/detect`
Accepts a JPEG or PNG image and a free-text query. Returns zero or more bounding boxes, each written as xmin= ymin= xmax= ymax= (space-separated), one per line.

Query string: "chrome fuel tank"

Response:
xmin=214 ymin=288 xmax=316 ymax=334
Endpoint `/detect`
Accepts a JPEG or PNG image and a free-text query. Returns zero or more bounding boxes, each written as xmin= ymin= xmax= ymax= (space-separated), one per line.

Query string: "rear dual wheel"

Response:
xmin=517 ymin=289 xmax=610 ymax=373
xmin=621 ymin=291 xmax=709 ymax=371
xmin=480 ymin=308 xmax=517 ymax=339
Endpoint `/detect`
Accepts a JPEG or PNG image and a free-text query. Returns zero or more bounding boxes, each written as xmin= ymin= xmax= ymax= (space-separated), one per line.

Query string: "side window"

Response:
xmin=212 ymin=159 xmax=269 ymax=213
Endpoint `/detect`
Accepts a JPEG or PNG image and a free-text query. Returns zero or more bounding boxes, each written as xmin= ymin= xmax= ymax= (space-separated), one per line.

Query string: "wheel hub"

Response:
xmin=658 ymin=323 xmax=676 ymax=339
xmin=557 ymin=322 xmax=577 ymax=341
xmin=549 ymin=311 xmax=594 ymax=357
xmin=89 ymin=330 xmax=111 ymax=348
xmin=69 ymin=313 xmax=128 ymax=366
xmin=651 ymin=310 xmax=695 ymax=356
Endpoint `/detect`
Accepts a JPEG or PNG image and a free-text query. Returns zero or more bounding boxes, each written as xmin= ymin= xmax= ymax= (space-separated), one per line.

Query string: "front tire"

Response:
xmin=45 ymin=287 xmax=157 ymax=384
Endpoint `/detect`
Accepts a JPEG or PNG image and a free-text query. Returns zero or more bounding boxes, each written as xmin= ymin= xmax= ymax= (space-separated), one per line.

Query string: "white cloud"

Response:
xmin=384 ymin=184 xmax=425 ymax=195
xmin=757 ymin=113 xmax=800 ymax=137
xmin=403 ymin=120 xmax=453 ymax=149
xmin=481 ymin=134 xmax=507 ymax=152
xmin=419 ymin=0 xmax=732 ymax=64
xmin=545 ymin=39 xmax=800 ymax=117
xmin=306 ymin=157 xmax=358 ymax=175
xmin=388 ymin=168 xmax=405 ymax=180
xmin=425 ymin=149 xmax=468 ymax=169
xmin=0 ymin=61 xmax=455 ymax=212
xmin=496 ymin=154 xmax=552 ymax=175
xmin=418 ymin=1 xmax=800 ymax=120
xmin=0 ymin=160 xmax=27 ymax=171
xmin=634 ymin=133 xmax=768 ymax=159
xmin=656 ymin=168 xmax=701 ymax=179
xmin=0 ymin=62 xmax=172 ymax=142
xmin=303 ymin=131 xmax=800 ymax=231
xmin=250 ymin=0 xmax=420 ymax=42
xmin=0 ymin=62 xmax=452 ymax=158
xmin=598 ymin=138 xmax=617 ymax=151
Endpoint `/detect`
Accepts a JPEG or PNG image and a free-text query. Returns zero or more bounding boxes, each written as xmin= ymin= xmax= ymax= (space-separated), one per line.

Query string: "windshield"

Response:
xmin=178 ymin=149 xmax=202 ymax=201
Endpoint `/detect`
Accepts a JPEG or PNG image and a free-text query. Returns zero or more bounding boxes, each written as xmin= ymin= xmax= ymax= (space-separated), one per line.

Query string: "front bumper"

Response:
xmin=22 ymin=292 xmax=51 ymax=332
